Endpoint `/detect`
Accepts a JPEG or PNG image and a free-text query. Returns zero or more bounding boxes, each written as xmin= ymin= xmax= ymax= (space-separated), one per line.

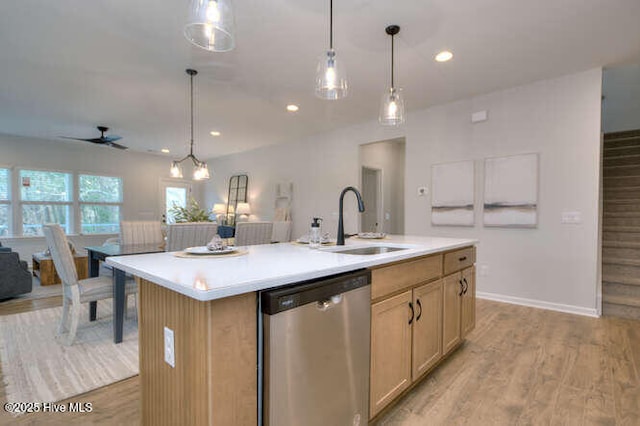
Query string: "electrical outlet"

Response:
xmin=479 ymin=264 xmax=489 ymax=277
xmin=417 ymin=187 xmax=428 ymax=197
xmin=164 ymin=326 xmax=175 ymax=368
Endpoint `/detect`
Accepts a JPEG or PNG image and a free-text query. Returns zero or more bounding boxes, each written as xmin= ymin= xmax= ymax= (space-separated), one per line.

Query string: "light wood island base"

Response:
xmin=138 ymin=278 xmax=257 ymax=426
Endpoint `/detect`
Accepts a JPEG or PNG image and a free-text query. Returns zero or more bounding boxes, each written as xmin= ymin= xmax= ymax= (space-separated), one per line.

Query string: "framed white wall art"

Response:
xmin=483 ymin=153 xmax=538 ymax=227
xmin=431 ymin=160 xmax=475 ymax=226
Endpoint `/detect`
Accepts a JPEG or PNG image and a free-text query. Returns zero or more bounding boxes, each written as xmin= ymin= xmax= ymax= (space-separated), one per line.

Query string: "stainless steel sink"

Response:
xmin=328 ymin=246 xmax=409 ymax=255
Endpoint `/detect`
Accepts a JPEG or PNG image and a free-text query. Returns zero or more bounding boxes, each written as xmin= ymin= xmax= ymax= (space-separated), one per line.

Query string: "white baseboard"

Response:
xmin=477 ymin=291 xmax=600 ymax=318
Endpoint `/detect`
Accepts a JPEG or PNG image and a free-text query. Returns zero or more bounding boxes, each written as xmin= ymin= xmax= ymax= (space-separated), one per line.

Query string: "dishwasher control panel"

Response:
xmin=261 ymin=269 xmax=371 ymax=315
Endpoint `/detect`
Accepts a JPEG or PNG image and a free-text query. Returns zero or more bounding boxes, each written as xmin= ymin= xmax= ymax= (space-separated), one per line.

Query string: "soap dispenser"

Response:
xmin=309 ymin=217 xmax=323 ymax=249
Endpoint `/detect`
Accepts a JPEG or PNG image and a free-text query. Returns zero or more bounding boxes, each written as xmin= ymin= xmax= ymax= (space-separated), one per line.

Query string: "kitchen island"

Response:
xmin=107 ymin=235 xmax=477 ymax=425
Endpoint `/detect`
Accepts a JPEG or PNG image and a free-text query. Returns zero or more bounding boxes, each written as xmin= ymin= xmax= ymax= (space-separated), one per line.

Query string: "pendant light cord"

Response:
xmin=390 ymin=33 xmax=394 ymax=89
xmin=189 ymin=71 xmax=195 ymax=158
xmin=329 ymin=0 xmax=333 ymax=50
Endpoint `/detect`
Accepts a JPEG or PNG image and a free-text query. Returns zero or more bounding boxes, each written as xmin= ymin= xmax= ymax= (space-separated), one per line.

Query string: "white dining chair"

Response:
xmin=43 ymin=224 xmax=138 ymax=345
xmin=235 ymin=221 xmax=273 ymax=246
xmin=271 ymin=221 xmax=292 ymax=243
xmin=120 ymin=221 xmax=164 ymax=246
xmin=166 ymin=222 xmax=218 ymax=251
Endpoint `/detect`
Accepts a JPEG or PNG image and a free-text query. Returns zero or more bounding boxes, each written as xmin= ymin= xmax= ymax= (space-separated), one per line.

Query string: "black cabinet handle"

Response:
xmin=408 ymin=302 xmax=414 ymax=325
xmin=459 ymin=256 xmax=467 ymax=262
xmin=459 ymin=280 xmax=464 ymax=296
xmin=416 ymin=299 xmax=422 ymax=321
xmin=463 ymin=278 xmax=469 ymax=295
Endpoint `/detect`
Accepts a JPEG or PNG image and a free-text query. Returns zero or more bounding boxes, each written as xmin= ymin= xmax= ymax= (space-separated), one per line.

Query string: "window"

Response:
xmin=79 ymin=174 xmax=123 ymax=234
xmin=20 ymin=170 xmax=72 ymax=236
xmin=0 ymin=168 xmax=9 ymax=237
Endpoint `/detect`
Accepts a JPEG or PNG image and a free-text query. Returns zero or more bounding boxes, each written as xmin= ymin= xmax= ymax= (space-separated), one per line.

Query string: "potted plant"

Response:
xmin=168 ymin=198 xmax=213 ymax=223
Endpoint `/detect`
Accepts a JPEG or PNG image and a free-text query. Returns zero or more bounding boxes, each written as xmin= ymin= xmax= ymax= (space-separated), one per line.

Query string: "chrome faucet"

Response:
xmin=337 ymin=186 xmax=365 ymax=245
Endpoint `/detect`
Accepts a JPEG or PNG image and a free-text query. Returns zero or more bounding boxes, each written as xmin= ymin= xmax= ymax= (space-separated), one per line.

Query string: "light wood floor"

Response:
xmin=1 ymin=297 xmax=638 ymax=425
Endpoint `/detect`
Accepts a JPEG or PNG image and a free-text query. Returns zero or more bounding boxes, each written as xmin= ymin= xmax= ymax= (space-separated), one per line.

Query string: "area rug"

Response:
xmin=0 ymin=299 xmax=138 ymax=413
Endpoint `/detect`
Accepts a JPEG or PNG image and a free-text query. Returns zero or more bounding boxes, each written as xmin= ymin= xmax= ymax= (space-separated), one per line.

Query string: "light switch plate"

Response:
xmin=164 ymin=326 xmax=175 ymax=368
xmin=561 ymin=211 xmax=582 ymax=224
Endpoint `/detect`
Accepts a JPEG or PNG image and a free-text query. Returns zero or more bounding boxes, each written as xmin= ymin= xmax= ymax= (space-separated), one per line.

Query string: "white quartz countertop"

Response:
xmin=106 ymin=235 xmax=477 ymax=301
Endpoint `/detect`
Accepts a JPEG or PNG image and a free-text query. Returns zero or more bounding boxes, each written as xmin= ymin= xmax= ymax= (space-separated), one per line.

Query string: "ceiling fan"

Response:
xmin=61 ymin=126 xmax=127 ymax=150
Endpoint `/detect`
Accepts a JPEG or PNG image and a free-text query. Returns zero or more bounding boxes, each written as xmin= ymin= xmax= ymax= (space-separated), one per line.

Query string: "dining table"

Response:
xmin=85 ymin=243 xmax=165 ymax=343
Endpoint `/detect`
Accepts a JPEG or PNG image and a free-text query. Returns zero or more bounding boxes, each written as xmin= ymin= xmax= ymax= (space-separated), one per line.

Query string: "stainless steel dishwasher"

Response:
xmin=261 ymin=269 xmax=371 ymax=426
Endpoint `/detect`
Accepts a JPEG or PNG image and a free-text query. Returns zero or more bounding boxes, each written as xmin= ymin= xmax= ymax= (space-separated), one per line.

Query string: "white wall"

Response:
xmin=0 ymin=134 xmax=204 ymax=261
xmin=205 ymin=68 xmax=603 ymax=314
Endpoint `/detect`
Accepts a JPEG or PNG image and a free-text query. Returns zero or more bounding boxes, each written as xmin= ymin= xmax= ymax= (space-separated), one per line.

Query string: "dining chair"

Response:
xmin=120 ymin=221 xmax=164 ymax=246
xmin=43 ymin=224 xmax=138 ymax=345
xmin=235 ymin=221 xmax=274 ymax=246
xmin=166 ymin=222 xmax=218 ymax=251
xmin=271 ymin=221 xmax=292 ymax=243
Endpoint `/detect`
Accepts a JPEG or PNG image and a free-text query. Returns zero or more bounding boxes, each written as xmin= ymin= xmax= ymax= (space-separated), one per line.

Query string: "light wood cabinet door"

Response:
xmin=370 ymin=290 xmax=413 ymax=419
xmin=442 ymin=272 xmax=462 ymax=355
xmin=461 ymin=266 xmax=476 ymax=338
xmin=412 ymin=280 xmax=443 ymax=380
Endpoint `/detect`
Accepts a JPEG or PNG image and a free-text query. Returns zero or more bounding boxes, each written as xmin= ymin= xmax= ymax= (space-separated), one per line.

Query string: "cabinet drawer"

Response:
xmin=372 ymin=254 xmax=442 ymax=300
xmin=443 ymin=247 xmax=475 ymax=275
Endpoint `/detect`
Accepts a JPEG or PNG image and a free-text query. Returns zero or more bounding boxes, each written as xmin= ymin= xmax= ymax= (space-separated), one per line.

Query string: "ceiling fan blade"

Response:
xmin=60 ymin=136 xmax=93 ymax=142
xmin=103 ymin=135 xmax=122 ymax=142
xmin=107 ymin=141 xmax=128 ymax=150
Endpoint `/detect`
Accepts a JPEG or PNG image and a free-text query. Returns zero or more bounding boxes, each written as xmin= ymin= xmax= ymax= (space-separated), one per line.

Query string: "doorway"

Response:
xmin=359 ymin=138 xmax=406 ymax=234
xmin=361 ymin=167 xmax=382 ymax=233
xmin=160 ymin=179 xmax=192 ymax=224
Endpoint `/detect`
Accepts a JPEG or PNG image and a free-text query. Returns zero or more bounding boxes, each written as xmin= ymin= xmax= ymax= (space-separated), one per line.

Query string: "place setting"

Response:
xmin=173 ymin=235 xmax=248 ymax=258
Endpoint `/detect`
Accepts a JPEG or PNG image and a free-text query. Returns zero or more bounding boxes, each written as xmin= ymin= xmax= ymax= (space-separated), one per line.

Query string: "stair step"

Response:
xmin=602 ymin=303 xmax=640 ymax=320
xmin=603 ymin=232 xmax=640 ymax=243
xmin=603 ymin=165 xmax=640 ymax=177
xmin=603 ymin=190 xmax=640 ymax=200
xmin=603 ymin=226 xmax=640 ymax=233
xmin=602 ymin=203 xmax=640 ymax=213
xmin=602 ymin=217 xmax=640 ymax=227
xmin=603 ymin=130 xmax=640 ymax=142
xmin=603 ymin=281 xmax=640 ymax=297
xmin=603 ymin=294 xmax=640 ymax=308
xmin=603 ymin=257 xmax=640 ymax=267
xmin=602 ymin=241 xmax=640 ymax=249
xmin=603 ymin=146 xmax=640 ymax=157
xmin=603 ymin=246 xmax=640 ymax=259
xmin=603 ymin=212 xmax=640 ymax=218
xmin=604 ymin=155 xmax=640 ymax=167
xmin=601 ymin=274 xmax=640 ymax=287
xmin=603 ymin=176 xmax=640 ymax=188
xmin=603 ymin=262 xmax=640 ymax=279
xmin=604 ymin=186 xmax=640 ymax=192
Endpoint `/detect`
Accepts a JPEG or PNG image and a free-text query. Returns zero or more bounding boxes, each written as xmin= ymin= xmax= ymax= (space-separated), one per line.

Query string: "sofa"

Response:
xmin=0 ymin=242 xmax=33 ymax=299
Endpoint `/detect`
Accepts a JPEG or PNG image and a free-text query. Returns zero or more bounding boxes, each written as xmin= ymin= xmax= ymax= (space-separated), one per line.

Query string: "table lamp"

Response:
xmin=236 ymin=202 xmax=251 ymax=222
xmin=212 ymin=203 xmax=227 ymax=224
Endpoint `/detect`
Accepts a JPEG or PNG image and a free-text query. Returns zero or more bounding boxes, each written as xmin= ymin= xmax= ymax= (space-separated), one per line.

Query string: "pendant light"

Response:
xmin=184 ymin=0 xmax=235 ymax=52
xmin=170 ymin=69 xmax=211 ymax=181
xmin=379 ymin=25 xmax=405 ymax=126
xmin=315 ymin=0 xmax=348 ymax=100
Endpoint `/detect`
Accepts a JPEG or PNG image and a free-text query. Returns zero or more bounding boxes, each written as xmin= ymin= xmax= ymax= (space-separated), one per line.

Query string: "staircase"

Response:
xmin=602 ymin=129 xmax=640 ymax=319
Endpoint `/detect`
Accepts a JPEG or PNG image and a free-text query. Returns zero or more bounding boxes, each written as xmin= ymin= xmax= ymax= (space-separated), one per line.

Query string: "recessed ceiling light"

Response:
xmin=286 ymin=104 xmax=299 ymax=112
xmin=210 ymin=131 xmax=221 ymax=136
xmin=435 ymin=50 xmax=453 ymax=62
xmin=161 ymin=148 xmax=170 ymax=153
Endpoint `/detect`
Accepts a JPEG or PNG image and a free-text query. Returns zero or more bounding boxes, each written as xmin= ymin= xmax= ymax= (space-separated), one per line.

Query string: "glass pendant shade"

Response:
xmin=379 ymin=87 xmax=405 ymax=126
xmin=315 ymin=50 xmax=348 ymax=100
xmin=193 ymin=162 xmax=210 ymax=180
xmin=184 ymin=0 xmax=235 ymax=52
xmin=170 ymin=161 xmax=184 ymax=178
